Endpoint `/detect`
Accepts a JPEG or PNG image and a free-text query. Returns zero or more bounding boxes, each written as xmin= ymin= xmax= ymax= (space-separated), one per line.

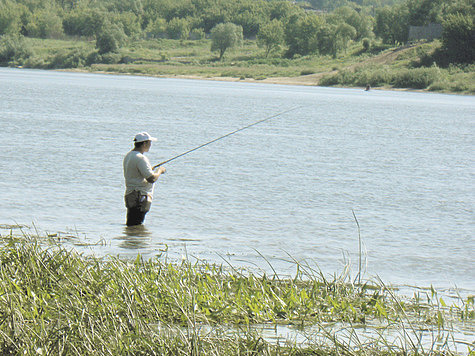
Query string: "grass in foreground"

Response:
xmin=0 ymin=231 xmax=473 ymax=355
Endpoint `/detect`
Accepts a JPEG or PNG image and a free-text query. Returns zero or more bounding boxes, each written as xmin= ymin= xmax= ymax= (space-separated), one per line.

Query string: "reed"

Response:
xmin=0 ymin=230 xmax=473 ymax=355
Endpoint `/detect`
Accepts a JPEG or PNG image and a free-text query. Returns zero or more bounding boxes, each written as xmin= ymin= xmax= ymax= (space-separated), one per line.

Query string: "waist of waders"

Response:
xmin=124 ymin=190 xmax=152 ymax=209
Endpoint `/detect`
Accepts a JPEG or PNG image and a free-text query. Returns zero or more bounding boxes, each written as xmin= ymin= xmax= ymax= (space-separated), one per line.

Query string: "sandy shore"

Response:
xmin=59 ymin=68 xmax=436 ymax=93
xmin=61 ymin=67 xmax=332 ymax=87
xmin=165 ymin=73 xmax=438 ymax=93
xmin=170 ymin=72 xmax=330 ymax=86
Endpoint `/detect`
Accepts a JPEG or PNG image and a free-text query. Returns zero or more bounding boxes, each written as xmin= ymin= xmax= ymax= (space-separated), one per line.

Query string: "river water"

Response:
xmin=0 ymin=68 xmax=474 ymax=292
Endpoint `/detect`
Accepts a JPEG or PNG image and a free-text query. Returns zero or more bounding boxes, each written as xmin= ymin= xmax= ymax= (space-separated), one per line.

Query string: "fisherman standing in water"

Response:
xmin=123 ymin=132 xmax=166 ymax=226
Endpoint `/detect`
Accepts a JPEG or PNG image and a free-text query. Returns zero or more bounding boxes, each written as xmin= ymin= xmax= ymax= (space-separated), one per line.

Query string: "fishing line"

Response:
xmin=153 ymin=106 xmax=303 ymax=169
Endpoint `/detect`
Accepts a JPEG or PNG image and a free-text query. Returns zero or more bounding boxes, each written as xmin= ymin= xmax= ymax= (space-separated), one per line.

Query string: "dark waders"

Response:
xmin=125 ymin=191 xmax=152 ymax=226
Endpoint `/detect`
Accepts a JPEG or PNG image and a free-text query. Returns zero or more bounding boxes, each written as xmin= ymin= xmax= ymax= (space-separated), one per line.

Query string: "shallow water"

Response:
xmin=157 ymin=319 xmax=475 ymax=353
xmin=0 ymin=68 xmax=474 ymax=292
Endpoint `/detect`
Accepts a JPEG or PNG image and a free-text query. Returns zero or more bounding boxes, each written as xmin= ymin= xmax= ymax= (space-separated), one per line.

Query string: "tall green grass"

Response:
xmin=320 ymin=65 xmax=442 ymax=89
xmin=319 ymin=64 xmax=475 ymax=94
xmin=0 ymin=231 xmax=473 ymax=355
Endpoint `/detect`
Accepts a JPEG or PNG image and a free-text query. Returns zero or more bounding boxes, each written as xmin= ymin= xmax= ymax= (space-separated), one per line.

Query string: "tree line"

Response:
xmin=0 ymin=0 xmax=473 ymax=64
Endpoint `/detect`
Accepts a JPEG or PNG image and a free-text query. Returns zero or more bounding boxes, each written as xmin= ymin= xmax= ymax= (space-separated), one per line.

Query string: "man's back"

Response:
xmin=123 ymin=150 xmax=154 ymax=195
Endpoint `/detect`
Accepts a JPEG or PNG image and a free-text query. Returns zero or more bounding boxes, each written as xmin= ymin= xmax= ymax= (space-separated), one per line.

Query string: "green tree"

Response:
xmin=96 ymin=24 xmax=126 ymax=54
xmin=314 ymin=24 xmax=337 ymax=56
xmin=257 ymin=19 xmax=284 ymax=57
xmin=230 ymin=1 xmax=269 ymax=38
xmin=141 ymin=0 xmax=173 ymax=30
xmin=0 ymin=33 xmax=33 ymax=65
xmin=445 ymin=0 xmax=474 ymax=17
xmin=285 ymin=13 xmax=325 ymax=57
xmin=63 ymin=9 xmax=107 ymax=38
xmin=166 ymin=17 xmax=190 ymax=39
xmin=197 ymin=5 xmax=228 ymax=33
xmin=101 ymin=0 xmax=144 ymax=16
xmin=374 ymin=5 xmax=409 ymax=44
xmin=441 ymin=13 xmax=474 ymax=63
xmin=0 ymin=1 xmax=22 ymax=35
xmin=269 ymin=0 xmax=301 ymax=21
xmin=113 ymin=11 xmax=142 ymax=38
xmin=406 ymin=0 xmax=443 ymax=26
xmin=334 ymin=23 xmax=357 ymax=55
xmin=306 ymin=0 xmax=348 ymax=11
xmin=362 ymin=37 xmax=371 ymax=51
xmin=330 ymin=6 xmax=373 ymax=40
xmin=233 ymin=9 xmax=264 ymax=38
xmin=190 ymin=27 xmax=205 ymax=40
xmin=210 ymin=22 xmax=243 ymax=60
xmin=145 ymin=17 xmax=167 ymax=38
xmin=24 ymin=9 xmax=63 ymax=38
xmin=166 ymin=0 xmax=195 ymax=21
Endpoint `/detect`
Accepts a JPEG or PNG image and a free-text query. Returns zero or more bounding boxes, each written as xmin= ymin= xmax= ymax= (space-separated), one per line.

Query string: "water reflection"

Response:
xmin=117 ymin=225 xmax=152 ymax=249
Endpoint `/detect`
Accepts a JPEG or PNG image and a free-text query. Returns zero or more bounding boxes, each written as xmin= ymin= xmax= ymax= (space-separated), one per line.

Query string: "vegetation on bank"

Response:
xmin=1 ymin=34 xmax=474 ymax=94
xmin=0 ymin=231 xmax=474 ymax=355
xmin=319 ymin=42 xmax=475 ymax=93
xmin=0 ymin=0 xmax=473 ymax=93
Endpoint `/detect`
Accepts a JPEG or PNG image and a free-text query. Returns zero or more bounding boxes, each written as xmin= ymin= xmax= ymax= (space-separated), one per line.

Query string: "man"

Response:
xmin=123 ymin=132 xmax=166 ymax=226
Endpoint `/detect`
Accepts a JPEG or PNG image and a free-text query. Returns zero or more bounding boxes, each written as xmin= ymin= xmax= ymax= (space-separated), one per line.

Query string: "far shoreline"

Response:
xmin=53 ymin=66 xmax=451 ymax=95
xmin=3 ymin=65 xmax=469 ymax=96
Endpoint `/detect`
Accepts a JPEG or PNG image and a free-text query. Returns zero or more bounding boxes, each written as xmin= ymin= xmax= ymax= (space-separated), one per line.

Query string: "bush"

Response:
xmin=319 ymin=70 xmax=355 ymax=86
xmin=166 ymin=17 xmax=190 ymax=40
xmin=23 ymin=56 xmax=48 ymax=69
xmin=96 ymin=25 xmax=126 ymax=54
xmin=0 ymin=34 xmax=33 ymax=65
xmin=190 ymin=28 xmax=205 ymax=40
xmin=85 ymin=51 xmax=121 ymax=65
xmin=145 ymin=18 xmax=167 ymax=38
xmin=100 ymin=52 xmax=122 ymax=64
xmin=362 ymin=38 xmax=371 ymax=52
xmin=63 ymin=9 xmax=107 ymax=38
xmin=392 ymin=67 xmax=442 ymax=89
xmin=300 ymin=69 xmax=315 ymax=75
xmin=86 ymin=51 xmax=102 ymax=66
xmin=351 ymin=65 xmax=393 ymax=87
xmin=96 ymin=31 xmax=119 ymax=54
xmin=0 ymin=1 xmax=21 ymax=35
xmin=24 ymin=10 xmax=63 ymax=39
xmin=441 ymin=13 xmax=475 ymax=63
xmin=320 ymin=65 xmax=445 ymax=90
xmin=428 ymin=80 xmax=448 ymax=92
xmin=48 ymin=48 xmax=91 ymax=68
xmin=113 ymin=11 xmax=141 ymax=38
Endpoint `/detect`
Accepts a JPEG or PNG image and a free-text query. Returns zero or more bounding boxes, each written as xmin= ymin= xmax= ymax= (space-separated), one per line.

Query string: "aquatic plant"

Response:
xmin=0 ymin=231 xmax=472 ymax=355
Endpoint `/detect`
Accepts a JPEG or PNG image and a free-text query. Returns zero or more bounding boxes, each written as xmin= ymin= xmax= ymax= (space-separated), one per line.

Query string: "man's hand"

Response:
xmin=156 ymin=166 xmax=166 ymax=175
xmin=147 ymin=166 xmax=166 ymax=183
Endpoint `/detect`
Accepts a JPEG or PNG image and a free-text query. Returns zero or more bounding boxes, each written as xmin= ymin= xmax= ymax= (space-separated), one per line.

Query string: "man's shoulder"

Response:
xmin=125 ymin=150 xmax=151 ymax=166
xmin=125 ymin=150 xmax=144 ymax=160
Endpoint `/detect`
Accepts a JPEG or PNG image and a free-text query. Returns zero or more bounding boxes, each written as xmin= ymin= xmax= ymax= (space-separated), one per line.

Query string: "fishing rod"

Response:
xmin=153 ymin=106 xmax=302 ymax=169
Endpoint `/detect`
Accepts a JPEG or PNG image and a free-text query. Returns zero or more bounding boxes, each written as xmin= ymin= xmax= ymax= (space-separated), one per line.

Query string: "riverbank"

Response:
xmin=0 ymin=231 xmax=473 ymax=355
xmin=6 ymin=37 xmax=475 ymax=95
xmin=56 ymin=67 xmax=453 ymax=95
xmin=61 ymin=67 xmax=346 ymax=88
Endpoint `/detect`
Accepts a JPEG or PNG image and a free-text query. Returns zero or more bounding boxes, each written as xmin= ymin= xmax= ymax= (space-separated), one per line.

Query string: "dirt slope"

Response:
xmin=257 ymin=44 xmax=418 ymax=86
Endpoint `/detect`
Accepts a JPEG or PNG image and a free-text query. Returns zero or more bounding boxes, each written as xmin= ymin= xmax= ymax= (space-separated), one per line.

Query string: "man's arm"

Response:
xmin=146 ymin=166 xmax=166 ymax=183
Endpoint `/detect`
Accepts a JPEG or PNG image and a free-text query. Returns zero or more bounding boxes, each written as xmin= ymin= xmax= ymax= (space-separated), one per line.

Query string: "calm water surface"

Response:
xmin=1 ymin=68 xmax=474 ymax=292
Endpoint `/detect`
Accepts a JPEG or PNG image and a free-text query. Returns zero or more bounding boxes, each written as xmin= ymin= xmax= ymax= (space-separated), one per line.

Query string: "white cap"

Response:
xmin=134 ymin=132 xmax=157 ymax=143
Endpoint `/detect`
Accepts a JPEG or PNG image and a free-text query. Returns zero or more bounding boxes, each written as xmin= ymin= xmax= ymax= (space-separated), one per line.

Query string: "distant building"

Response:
xmin=408 ymin=23 xmax=443 ymax=41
